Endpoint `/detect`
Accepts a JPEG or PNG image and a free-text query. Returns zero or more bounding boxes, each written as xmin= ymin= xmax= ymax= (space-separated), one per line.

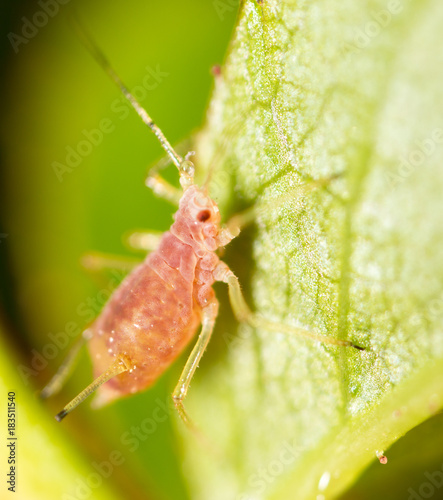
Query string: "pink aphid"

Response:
xmin=85 ymin=182 xmax=235 ymax=418
xmin=42 ymin=23 xmax=364 ymax=424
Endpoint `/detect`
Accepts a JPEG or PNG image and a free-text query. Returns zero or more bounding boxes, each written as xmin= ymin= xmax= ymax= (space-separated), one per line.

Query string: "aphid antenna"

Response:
xmin=69 ymin=15 xmax=194 ymax=185
xmin=54 ymin=355 xmax=130 ymax=422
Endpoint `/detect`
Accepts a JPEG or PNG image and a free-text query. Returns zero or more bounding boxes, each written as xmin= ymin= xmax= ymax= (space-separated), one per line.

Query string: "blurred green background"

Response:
xmin=0 ymin=1 xmax=238 ymax=499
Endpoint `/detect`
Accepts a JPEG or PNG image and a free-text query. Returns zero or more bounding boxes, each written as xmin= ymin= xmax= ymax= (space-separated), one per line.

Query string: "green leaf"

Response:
xmin=182 ymin=0 xmax=443 ymax=498
xmin=0 ymin=320 xmax=126 ymax=500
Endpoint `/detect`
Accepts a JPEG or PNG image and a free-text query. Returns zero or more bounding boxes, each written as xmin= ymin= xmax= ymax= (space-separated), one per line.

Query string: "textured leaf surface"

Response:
xmin=182 ymin=1 xmax=443 ymax=498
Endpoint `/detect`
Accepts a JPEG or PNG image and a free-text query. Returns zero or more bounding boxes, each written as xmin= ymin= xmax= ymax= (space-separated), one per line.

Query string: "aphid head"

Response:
xmin=189 ymin=187 xmax=221 ymax=224
xmin=174 ymin=186 xmax=222 ymax=251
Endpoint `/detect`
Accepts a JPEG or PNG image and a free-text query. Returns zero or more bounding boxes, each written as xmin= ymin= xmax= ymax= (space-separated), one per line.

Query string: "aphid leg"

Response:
xmin=145 ymin=172 xmax=182 ymax=205
xmin=215 ymin=265 xmax=365 ymax=351
xmin=172 ymin=302 xmax=218 ymax=427
xmin=81 ymin=233 xmax=161 ymax=280
xmin=55 ymin=354 xmax=131 ymax=422
xmin=81 ymin=251 xmax=142 ymax=273
xmin=124 ymin=230 xmax=163 ymax=253
xmin=40 ymin=330 xmax=91 ymax=399
xmin=224 ymin=205 xmax=256 ymax=236
xmin=144 ymin=149 xmax=184 ymax=205
xmin=224 ymin=175 xmax=342 ymax=235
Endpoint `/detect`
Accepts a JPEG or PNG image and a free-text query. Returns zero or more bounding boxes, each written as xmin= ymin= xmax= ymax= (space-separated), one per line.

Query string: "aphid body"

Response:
xmin=90 ymin=184 xmax=229 ymax=407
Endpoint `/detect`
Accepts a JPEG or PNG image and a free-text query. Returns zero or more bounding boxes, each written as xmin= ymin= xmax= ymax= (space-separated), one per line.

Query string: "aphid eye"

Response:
xmin=197 ymin=210 xmax=211 ymax=222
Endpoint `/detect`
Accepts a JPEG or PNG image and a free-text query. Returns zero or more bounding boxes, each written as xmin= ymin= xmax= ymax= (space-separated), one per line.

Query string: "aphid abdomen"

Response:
xmin=88 ymin=233 xmax=202 ymax=406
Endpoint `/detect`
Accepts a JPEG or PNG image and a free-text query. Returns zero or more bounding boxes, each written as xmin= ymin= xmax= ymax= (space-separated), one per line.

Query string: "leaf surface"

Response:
xmin=184 ymin=1 xmax=443 ymax=498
